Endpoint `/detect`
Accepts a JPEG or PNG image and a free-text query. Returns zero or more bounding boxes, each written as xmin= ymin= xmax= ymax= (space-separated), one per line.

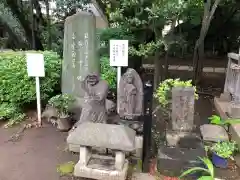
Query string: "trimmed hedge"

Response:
xmin=0 ymin=51 xmax=61 ymax=125
xmin=100 ymin=56 xmax=117 ymax=90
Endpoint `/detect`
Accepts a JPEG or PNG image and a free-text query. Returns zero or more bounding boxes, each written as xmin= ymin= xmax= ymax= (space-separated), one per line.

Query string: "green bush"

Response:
xmin=100 ymin=56 xmax=117 ymax=90
xmin=0 ymin=50 xmax=61 ymax=125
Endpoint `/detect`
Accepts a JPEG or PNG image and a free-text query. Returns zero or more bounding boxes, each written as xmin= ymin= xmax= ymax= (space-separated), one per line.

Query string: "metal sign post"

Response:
xmin=109 ymin=40 xmax=129 ymax=113
xmin=26 ymin=53 xmax=45 ymax=125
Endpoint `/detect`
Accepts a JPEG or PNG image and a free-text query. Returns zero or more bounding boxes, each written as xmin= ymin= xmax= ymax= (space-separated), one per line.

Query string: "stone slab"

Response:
xmin=229 ymin=124 xmax=240 ymax=150
xmin=200 ymin=124 xmax=229 ymax=142
xmin=68 ymin=135 xmax=142 ymax=156
xmin=157 ymin=146 xmax=206 ymax=176
xmin=67 ymin=123 xmax=136 ymax=151
xmin=68 ymin=143 xmax=107 ymax=154
xmin=166 ymin=130 xmax=202 ymax=148
xmin=74 ymin=155 xmax=128 ymax=180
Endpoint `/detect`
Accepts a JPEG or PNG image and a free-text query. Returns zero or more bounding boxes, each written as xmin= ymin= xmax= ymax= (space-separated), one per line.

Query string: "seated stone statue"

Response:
xmin=118 ymin=68 xmax=143 ymax=120
xmin=73 ymin=73 xmax=109 ymax=128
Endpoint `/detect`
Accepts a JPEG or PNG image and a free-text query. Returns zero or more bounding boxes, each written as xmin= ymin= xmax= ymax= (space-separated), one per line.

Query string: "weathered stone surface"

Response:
xmin=166 ymin=131 xmax=202 ymax=148
xmin=157 ymin=146 xmax=206 ymax=176
xmin=115 ymin=151 xmax=125 ymax=170
xmin=219 ymin=92 xmax=231 ymax=101
xmin=118 ymin=68 xmax=143 ymax=120
xmin=106 ymin=99 xmax=116 ymax=115
xmin=67 ymin=123 xmax=136 ymax=151
xmin=74 ymin=154 xmax=128 ymax=180
xmin=131 ymin=173 xmax=156 ymax=180
xmin=229 ymin=124 xmax=240 ymax=150
xmin=72 ymin=73 xmax=108 ymax=126
xmin=79 ymin=146 xmax=91 ymax=166
xmin=214 ymin=97 xmax=230 ymax=119
xmin=200 ymin=124 xmax=229 ymax=142
xmin=62 ymin=11 xmax=100 ymax=98
xmin=230 ymin=103 xmax=240 ymax=118
xmin=171 ymin=87 xmax=195 ymax=131
xmin=134 ymin=136 xmax=143 ymax=158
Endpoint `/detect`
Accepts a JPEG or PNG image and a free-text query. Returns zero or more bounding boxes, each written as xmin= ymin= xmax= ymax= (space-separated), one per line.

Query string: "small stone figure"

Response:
xmin=118 ymin=68 xmax=143 ymax=120
xmin=73 ymin=73 xmax=109 ymax=128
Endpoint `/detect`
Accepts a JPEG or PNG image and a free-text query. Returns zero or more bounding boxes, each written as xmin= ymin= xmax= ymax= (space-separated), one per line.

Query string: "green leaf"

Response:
xmin=225 ymin=119 xmax=240 ymax=125
xmin=197 ymin=176 xmax=214 ymax=180
xmin=199 ymin=157 xmax=214 ymax=177
xmin=179 ymin=167 xmax=210 ymax=178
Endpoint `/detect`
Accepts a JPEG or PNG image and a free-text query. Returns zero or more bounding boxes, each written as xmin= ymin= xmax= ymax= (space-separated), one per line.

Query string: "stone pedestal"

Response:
xmin=215 ymin=93 xmax=240 ymax=119
xmin=157 ymin=86 xmax=205 ymax=176
xmin=74 ymin=154 xmax=128 ymax=180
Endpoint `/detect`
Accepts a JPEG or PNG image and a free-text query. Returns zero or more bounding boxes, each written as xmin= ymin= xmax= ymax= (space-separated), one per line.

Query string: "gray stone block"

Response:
xmin=230 ymin=103 xmax=240 ymax=118
xmin=157 ymin=146 xmax=206 ymax=176
xmin=229 ymin=124 xmax=240 ymax=150
xmin=214 ymin=97 xmax=230 ymax=119
xmin=171 ymin=87 xmax=195 ymax=131
xmin=67 ymin=123 xmax=136 ymax=151
xmin=166 ymin=130 xmax=202 ymax=148
xmin=219 ymin=93 xmax=231 ymax=101
xmin=200 ymin=124 xmax=229 ymax=142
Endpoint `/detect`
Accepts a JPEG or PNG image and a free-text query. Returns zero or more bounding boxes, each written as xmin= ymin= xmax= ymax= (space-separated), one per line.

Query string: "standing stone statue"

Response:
xmin=118 ymin=68 xmax=144 ymax=120
xmin=73 ymin=73 xmax=109 ymax=128
xmin=62 ymin=11 xmax=100 ymax=99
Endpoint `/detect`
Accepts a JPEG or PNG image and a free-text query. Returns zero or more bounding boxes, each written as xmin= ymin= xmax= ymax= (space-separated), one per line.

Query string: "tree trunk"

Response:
xmin=0 ymin=16 xmax=28 ymax=49
xmin=192 ymin=0 xmax=221 ymax=83
xmin=45 ymin=0 xmax=51 ymax=49
xmin=163 ymin=19 xmax=176 ymax=80
xmin=154 ymin=51 xmax=162 ymax=89
xmin=6 ymin=0 xmax=43 ymax=50
xmin=32 ymin=0 xmax=47 ymax=27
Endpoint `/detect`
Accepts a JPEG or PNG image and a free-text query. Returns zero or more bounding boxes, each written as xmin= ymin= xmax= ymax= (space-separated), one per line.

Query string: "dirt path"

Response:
xmin=0 ymin=124 xmax=79 ymax=180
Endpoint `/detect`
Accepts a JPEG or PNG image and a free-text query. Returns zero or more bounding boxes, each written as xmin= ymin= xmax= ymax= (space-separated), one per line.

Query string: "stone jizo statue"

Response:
xmin=118 ymin=68 xmax=143 ymax=120
xmin=73 ymin=73 xmax=109 ymax=128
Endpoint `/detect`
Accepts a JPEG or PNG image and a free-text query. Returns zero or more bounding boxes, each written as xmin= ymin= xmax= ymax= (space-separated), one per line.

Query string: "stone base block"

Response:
xmin=68 ymin=143 xmax=107 ymax=154
xmin=219 ymin=92 xmax=231 ymax=101
xmin=229 ymin=124 xmax=240 ymax=151
xmin=215 ymin=97 xmax=240 ymax=119
xmin=214 ymin=97 xmax=230 ymax=119
xmin=74 ymin=155 xmax=128 ymax=180
xmin=166 ymin=130 xmax=202 ymax=148
xmin=68 ymin=143 xmax=79 ymax=153
xmin=157 ymin=145 xmax=206 ymax=176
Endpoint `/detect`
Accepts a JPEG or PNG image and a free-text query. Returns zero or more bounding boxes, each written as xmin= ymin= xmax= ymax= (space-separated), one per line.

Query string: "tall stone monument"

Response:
xmin=62 ymin=12 xmax=100 ymax=99
xmin=157 ymin=87 xmax=205 ymax=177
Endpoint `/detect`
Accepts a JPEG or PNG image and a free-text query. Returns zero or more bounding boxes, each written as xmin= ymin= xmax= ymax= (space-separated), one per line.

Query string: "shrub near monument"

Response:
xmin=0 ymin=51 xmax=61 ymax=125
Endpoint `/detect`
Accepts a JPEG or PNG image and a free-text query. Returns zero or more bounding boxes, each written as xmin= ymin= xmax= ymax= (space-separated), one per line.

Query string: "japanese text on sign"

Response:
xmin=110 ymin=40 xmax=128 ymax=67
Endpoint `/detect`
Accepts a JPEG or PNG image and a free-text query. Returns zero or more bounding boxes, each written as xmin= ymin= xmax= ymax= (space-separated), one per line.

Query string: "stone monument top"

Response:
xmin=67 ymin=123 xmax=136 ymax=152
xmin=62 ymin=11 xmax=100 ymax=98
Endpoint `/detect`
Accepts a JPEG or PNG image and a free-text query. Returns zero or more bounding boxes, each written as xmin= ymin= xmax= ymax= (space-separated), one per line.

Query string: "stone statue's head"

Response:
xmin=125 ymin=69 xmax=134 ymax=84
xmin=86 ymin=73 xmax=99 ymax=86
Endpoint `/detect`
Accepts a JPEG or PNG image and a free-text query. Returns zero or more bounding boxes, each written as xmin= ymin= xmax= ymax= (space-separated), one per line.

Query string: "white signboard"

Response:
xmin=26 ymin=52 xmax=45 ymax=125
xmin=26 ymin=53 xmax=45 ymax=77
xmin=110 ymin=40 xmax=128 ymax=67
